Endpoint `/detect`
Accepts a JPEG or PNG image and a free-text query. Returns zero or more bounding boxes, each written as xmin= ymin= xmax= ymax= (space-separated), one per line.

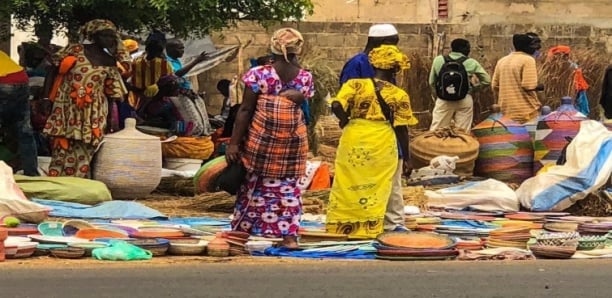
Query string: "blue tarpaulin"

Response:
xmin=33 ymin=199 xmax=167 ymax=220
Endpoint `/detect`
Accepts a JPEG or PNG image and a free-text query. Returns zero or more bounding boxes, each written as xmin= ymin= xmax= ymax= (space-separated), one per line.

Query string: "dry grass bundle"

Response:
xmin=154 ymin=176 xmax=195 ymax=197
xmin=402 ymin=186 xmax=428 ymax=211
xmin=137 ymin=189 xmax=331 ymax=218
xmin=301 ymin=47 xmax=338 ymax=155
xmin=316 ymin=144 xmax=337 ymax=164
xmin=398 ymin=52 xmax=435 ymax=130
xmin=565 ymin=191 xmax=612 ymax=217
xmin=136 ymin=193 xmax=233 ymax=218
xmin=318 ymin=115 xmax=342 ymax=147
xmin=537 ymin=49 xmax=611 ymax=118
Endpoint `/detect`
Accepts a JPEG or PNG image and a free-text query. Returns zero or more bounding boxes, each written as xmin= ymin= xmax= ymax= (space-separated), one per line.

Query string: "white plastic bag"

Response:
xmin=517 ymin=120 xmax=612 ymax=211
xmin=297 ymin=161 xmax=322 ymax=191
xmin=0 ymin=161 xmax=50 ymax=223
xmin=426 ymin=179 xmax=519 ymax=212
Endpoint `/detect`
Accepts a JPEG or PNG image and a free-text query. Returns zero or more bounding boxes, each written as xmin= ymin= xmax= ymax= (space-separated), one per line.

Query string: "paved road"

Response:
xmin=2 ymin=259 xmax=611 ymax=298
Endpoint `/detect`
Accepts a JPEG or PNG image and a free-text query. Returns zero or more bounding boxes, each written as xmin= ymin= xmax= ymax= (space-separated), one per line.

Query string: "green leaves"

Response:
xmin=8 ymin=0 xmax=314 ymax=39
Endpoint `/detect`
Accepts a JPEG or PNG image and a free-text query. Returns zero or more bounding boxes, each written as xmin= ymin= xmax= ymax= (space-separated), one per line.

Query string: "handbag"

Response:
xmin=371 ymin=78 xmax=394 ymax=124
xmin=372 ymin=78 xmax=403 ymax=159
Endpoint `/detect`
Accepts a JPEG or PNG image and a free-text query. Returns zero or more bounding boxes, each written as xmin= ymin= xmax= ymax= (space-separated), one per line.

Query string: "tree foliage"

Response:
xmin=7 ymin=0 xmax=314 ymax=39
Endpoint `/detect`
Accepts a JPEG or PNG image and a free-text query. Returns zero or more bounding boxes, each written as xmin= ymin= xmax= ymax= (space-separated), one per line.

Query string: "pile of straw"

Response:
xmin=398 ymin=52 xmax=435 ymax=130
xmin=318 ymin=115 xmax=342 ymax=147
xmin=402 ymin=186 xmax=428 ymax=211
xmin=565 ymin=190 xmax=612 ymax=217
xmin=537 ymin=49 xmax=611 ymax=118
xmin=301 ymin=48 xmax=338 ymax=155
xmin=154 ymin=176 xmax=195 ymax=197
xmin=138 ymin=189 xmax=331 ymax=217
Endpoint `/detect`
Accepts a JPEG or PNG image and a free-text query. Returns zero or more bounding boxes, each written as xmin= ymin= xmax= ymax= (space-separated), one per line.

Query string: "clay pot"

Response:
xmin=207 ymin=233 xmax=230 ymax=257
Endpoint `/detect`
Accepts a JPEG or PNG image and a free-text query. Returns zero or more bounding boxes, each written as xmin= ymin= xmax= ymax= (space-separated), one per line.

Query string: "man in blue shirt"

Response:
xmin=338 ymin=24 xmax=410 ymax=232
xmin=166 ymin=39 xmax=209 ymax=91
xmin=339 ymin=24 xmax=399 ymax=85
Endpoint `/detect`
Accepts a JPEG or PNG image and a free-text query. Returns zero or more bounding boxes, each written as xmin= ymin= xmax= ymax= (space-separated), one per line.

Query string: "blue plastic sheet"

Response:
xmin=33 ymin=199 xmax=167 ymax=220
xmin=255 ymin=246 xmax=376 ymax=260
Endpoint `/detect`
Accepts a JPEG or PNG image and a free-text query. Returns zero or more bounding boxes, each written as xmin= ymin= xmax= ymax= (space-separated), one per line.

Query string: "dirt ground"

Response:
xmin=1 ymin=255 xmax=354 ymax=268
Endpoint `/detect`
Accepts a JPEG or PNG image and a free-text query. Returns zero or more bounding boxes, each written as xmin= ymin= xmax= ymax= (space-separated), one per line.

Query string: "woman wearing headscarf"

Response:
xmin=225 ymin=28 xmax=314 ymax=249
xmin=326 ymin=45 xmax=417 ymax=239
xmin=43 ymin=19 xmax=130 ymax=178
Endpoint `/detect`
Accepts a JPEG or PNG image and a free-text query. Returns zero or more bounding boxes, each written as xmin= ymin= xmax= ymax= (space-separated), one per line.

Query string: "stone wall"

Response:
xmin=200 ymin=21 xmax=612 ymax=114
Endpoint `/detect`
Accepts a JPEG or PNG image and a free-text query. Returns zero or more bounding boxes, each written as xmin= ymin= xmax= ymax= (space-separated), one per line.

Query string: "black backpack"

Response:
xmin=435 ymin=56 xmax=470 ymax=101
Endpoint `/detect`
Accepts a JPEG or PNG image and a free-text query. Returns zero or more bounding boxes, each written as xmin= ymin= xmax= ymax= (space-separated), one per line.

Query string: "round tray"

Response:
xmin=168 ymin=240 xmax=208 ymax=256
xmin=130 ymin=238 xmax=170 ymax=256
xmin=4 ymin=224 xmax=39 ymax=236
xmin=377 ymin=232 xmax=455 ymax=250
xmin=75 ymin=228 xmax=128 ymax=240
xmin=69 ymin=242 xmax=109 ymax=257
xmin=50 ymin=247 xmax=86 ymax=259
xmin=530 ymin=245 xmax=576 ymax=259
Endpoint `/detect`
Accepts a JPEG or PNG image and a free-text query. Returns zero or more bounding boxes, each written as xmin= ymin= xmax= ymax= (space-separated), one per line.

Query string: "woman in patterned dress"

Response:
xmin=326 ymin=45 xmax=417 ymax=239
xmin=225 ymin=28 xmax=314 ymax=249
xmin=43 ymin=19 xmax=131 ymax=178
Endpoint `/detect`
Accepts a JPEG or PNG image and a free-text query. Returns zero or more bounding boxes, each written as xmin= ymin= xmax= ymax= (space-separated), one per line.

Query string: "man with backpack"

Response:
xmin=429 ymin=39 xmax=491 ymax=132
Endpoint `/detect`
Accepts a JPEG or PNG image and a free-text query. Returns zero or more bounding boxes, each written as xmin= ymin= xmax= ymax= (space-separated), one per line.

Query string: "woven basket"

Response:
xmin=535 ymin=232 xmax=580 ymax=247
xmin=92 ymin=118 xmax=162 ymax=199
xmin=50 ymin=247 xmax=86 ymax=259
xmin=410 ymin=127 xmax=479 ymax=177
xmin=577 ymin=236 xmax=607 ymax=251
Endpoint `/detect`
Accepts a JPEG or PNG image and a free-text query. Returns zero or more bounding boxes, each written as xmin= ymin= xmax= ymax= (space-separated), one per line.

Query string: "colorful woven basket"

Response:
xmin=193 ymin=155 xmax=228 ymax=194
xmin=533 ymin=98 xmax=587 ymax=174
xmin=472 ymin=113 xmax=534 ymax=184
xmin=92 ymin=118 xmax=162 ymax=199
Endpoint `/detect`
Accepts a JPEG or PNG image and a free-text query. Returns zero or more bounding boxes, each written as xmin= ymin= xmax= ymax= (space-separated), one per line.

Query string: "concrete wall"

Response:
xmin=307 ymin=0 xmax=612 ymax=28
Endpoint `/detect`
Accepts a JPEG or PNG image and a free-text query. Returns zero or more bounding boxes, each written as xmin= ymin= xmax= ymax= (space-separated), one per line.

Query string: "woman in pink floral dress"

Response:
xmin=43 ymin=19 xmax=130 ymax=178
xmin=226 ymin=28 xmax=314 ymax=248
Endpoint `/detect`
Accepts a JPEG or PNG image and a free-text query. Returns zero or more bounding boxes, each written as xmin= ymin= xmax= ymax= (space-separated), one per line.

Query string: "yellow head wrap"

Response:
xmin=122 ymin=39 xmax=139 ymax=53
xmin=270 ymin=28 xmax=304 ymax=62
xmin=368 ymin=45 xmax=411 ymax=71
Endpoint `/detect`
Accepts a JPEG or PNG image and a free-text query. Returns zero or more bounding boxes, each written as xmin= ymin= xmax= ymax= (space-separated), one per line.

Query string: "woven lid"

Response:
xmin=561 ymin=96 xmax=572 ymax=105
xmin=104 ymin=118 xmax=160 ymax=140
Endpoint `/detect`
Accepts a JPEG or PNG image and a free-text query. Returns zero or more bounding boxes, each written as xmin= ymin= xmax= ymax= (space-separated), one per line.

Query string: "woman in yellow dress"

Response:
xmin=326 ymin=45 xmax=417 ymax=239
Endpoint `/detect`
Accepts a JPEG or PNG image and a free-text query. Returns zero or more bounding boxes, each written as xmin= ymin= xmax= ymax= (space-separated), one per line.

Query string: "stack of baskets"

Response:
xmin=529 ymin=232 xmax=579 ymax=259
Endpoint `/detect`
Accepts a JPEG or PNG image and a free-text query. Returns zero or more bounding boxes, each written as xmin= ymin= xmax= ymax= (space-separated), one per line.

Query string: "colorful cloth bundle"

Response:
xmin=534 ymin=97 xmax=587 ymax=174
xmin=472 ymin=113 xmax=534 ymax=184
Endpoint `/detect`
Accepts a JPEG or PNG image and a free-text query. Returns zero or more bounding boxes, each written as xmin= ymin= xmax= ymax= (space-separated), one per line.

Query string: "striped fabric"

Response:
xmin=131 ymin=56 xmax=173 ymax=90
xmin=241 ymin=95 xmax=308 ymax=178
xmin=492 ymin=52 xmax=541 ymax=123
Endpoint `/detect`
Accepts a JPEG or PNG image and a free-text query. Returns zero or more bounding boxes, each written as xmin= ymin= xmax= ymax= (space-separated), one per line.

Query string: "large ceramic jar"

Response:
xmin=92 ymin=118 xmax=162 ymax=199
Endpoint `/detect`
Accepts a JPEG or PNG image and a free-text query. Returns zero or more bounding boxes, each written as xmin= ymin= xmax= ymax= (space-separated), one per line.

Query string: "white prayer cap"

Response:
xmin=368 ymin=24 xmax=398 ymax=37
